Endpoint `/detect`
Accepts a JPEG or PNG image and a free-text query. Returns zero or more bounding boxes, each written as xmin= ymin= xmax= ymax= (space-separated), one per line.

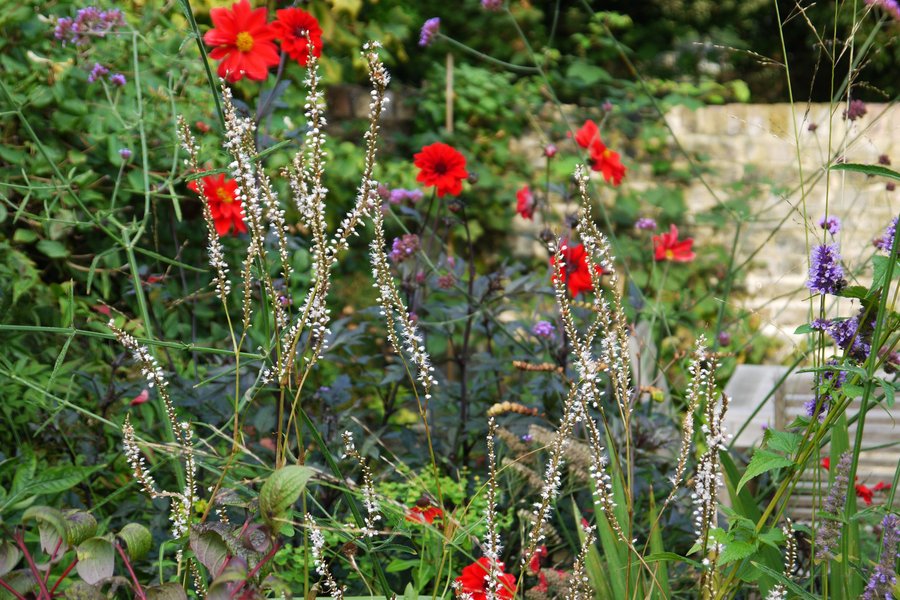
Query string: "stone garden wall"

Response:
xmin=663 ymin=102 xmax=898 ymax=348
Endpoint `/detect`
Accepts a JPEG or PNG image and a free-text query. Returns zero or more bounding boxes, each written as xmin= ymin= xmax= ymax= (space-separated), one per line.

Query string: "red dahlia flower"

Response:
xmin=550 ymin=242 xmax=602 ymax=297
xmin=189 ymin=173 xmax=247 ymax=236
xmin=414 ymin=143 xmax=468 ymax=198
xmin=454 ymin=558 xmax=517 ymax=600
xmin=405 ymin=505 xmax=443 ymax=524
xmin=855 ymin=483 xmax=874 ymax=506
xmin=528 ymin=545 xmax=547 ymax=574
xmin=821 ymin=457 xmax=830 ymax=470
xmin=589 ymin=139 xmax=626 ymax=186
xmin=203 ymin=0 xmax=280 ymax=83
xmin=874 ymin=481 xmax=892 ymax=492
xmin=653 ymin=225 xmax=695 ymax=263
xmin=573 ymin=119 xmax=599 ymax=149
xmin=271 ymin=7 xmax=323 ymax=67
xmin=516 ymin=185 xmax=535 ymax=220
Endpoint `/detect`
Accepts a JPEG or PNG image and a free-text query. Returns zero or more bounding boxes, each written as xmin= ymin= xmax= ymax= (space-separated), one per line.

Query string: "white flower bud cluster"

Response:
xmin=664 ymin=337 xmax=713 ymax=511
xmin=341 ymin=431 xmax=381 ymax=537
xmin=177 ymin=116 xmax=231 ymax=299
xmin=483 ymin=419 xmax=503 ymax=600
xmin=308 ymin=514 xmax=345 ymax=600
xmin=566 ymin=522 xmax=596 ymax=600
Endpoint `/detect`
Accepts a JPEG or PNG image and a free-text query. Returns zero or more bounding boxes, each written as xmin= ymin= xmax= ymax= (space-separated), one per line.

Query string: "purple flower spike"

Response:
xmin=818 ymin=215 xmax=841 ymax=236
xmin=419 ymin=18 xmax=440 ymax=47
xmin=806 ymin=243 xmax=844 ymax=295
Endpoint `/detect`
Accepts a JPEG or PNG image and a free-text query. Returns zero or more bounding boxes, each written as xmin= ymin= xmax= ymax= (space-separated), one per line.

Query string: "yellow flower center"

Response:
xmin=665 ymin=249 xmax=674 ymax=260
xmin=216 ymin=188 xmax=233 ymax=203
xmin=235 ymin=31 xmax=254 ymax=53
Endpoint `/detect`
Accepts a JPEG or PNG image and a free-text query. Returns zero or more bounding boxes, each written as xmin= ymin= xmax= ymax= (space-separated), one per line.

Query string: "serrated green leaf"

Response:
xmin=764 ymin=430 xmax=801 ymax=455
xmin=877 ymin=378 xmax=896 ymax=408
xmin=117 ymin=523 xmax=151 ymax=561
xmin=831 ymin=162 xmax=900 ymax=181
xmin=75 ymin=537 xmax=114 ymax=585
xmin=737 ymin=449 xmax=794 ymax=493
xmin=718 ymin=539 xmax=758 ymax=565
xmin=258 ymin=466 xmax=313 ymax=527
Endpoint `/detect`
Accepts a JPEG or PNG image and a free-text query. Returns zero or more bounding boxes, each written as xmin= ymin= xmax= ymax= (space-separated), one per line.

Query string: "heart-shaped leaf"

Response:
xmin=258 ymin=466 xmax=313 ymax=528
xmin=75 ymin=537 xmax=114 ymax=585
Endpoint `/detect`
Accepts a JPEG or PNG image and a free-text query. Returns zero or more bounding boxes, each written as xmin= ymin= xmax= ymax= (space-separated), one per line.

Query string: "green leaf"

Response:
xmin=877 ymin=377 xmax=896 ymax=408
xmin=0 ymin=540 xmax=21 ymax=576
xmin=839 ymin=285 xmax=869 ymax=300
xmin=75 ymin=537 xmax=114 ymax=585
xmin=764 ymin=430 xmax=801 ymax=455
xmin=22 ymin=506 xmax=67 ymax=553
xmin=117 ymin=523 xmax=151 ymax=561
xmin=189 ymin=530 xmax=229 ymax=576
xmin=737 ymin=450 xmax=794 ymax=493
xmin=830 ymin=162 xmax=900 ymax=181
xmin=718 ymin=539 xmax=758 ymax=565
xmin=642 ymin=552 xmax=701 ymax=568
xmin=63 ymin=580 xmax=106 ymax=599
xmin=65 ymin=511 xmax=98 ymax=547
xmin=36 ymin=239 xmax=69 ymax=259
xmin=258 ymin=466 xmax=313 ymax=527
xmin=145 ymin=583 xmax=188 ymax=600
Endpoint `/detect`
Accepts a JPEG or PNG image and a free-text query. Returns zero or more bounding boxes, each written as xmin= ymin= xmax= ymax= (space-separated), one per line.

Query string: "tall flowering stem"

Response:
xmin=483 ymin=418 xmax=504 ymax=600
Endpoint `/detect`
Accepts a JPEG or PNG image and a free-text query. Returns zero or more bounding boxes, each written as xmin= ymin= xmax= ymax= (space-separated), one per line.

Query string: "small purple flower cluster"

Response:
xmin=828 ymin=316 xmax=872 ymax=360
xmin=843 ymin=99 xmax=868 ymax=122
xmin=865 ymin=0 xmax=900 ymax=21
xmin=815 ymin=452 xmax=852 ymax=560
xmin=437 ymin=274 xmax=455 ymax=289
xmin=389 ymin=234 xmax=420 ymax=263
xmin=875 ymin=217 xmax=898 ymax=254
xmin=532 ymin=320 xmax=555 ymax=338
xmin=54 ymin=7 xmax=124 ymax=46
xmin=481 ymin=0 xmax=504 ymax=11
xmin=862 ymin=514 xmax=900 ymax=600
xmin=818 ymin=214 xmax=841 ymax=236
xmin=118 ymin=148 xmax=132 ymax=160
xmin=805 ymin=360 xmax=847 ymax=420
xmin=388 ymin=188 xmax=424 ymax=205
xmin=87 ymin=62 xmax=126 ymax=86
xmin=419 ymin=18 xmax=440 ymax=47
xmin=807 ymin=243 xmax=844 ymax=295
xmin=87 ymin=62 xmax=108 ymax=83
xmin=634 ymin=217 xmax=657 ymax=231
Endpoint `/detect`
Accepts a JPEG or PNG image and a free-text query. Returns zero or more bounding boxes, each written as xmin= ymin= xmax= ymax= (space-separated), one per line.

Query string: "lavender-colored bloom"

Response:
xmin=602 ymin=100 xmax=614 ymax=112
xmin=806 ymin=243 xmax=844 ymax=295
xmin=54 ymin=7 xmax=124 ymax=45
xmin=388 ymin=188 xmax=424 ymax=205
xmin=843 ymin=99 xmax=868 ymax=121
xmin=818 ymin=215 xmax=841 ymax=235
xmin=521 ymin=433 xmax=534 ymax=442
xmin=389 ymin=234 xmax=420 ymax=263
xmin=419 ymin=18 xmax=440 ymax=47
xmin=804 ymin=397 xmax=829 ymax=421
xmin=532 ymin=320 xmax=555 ymax=338
xmin=865 ymin=0 xmax=900 ymax=21
xmin=717 ymin=331 xmax=731 ymax=346
xmin=377 ymin=183 xmax=391 ymax=200
xmin=828 ymin=316 xmax=872 ymax=359
xmin=481 ymin=0 xmax=504 ymax=10
xmin=87 ymin=62 xmax=109 ymax=83
xmin=118 ymin=148 xmax=132 ymax=160
xmin=109 ymin=73 xmax=126 ymax=87
xmin=811 ymin=318 xmax=830 ymax=331
xmin=862 ymin=513 xmax=900 ymax=600
xmin=815 ymin=452 xmax=852 ymax=560
xmin=634 ymin=217 xmax=657 ymax=231
xmin=875 ymin=217 xmax=898 ymax=254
